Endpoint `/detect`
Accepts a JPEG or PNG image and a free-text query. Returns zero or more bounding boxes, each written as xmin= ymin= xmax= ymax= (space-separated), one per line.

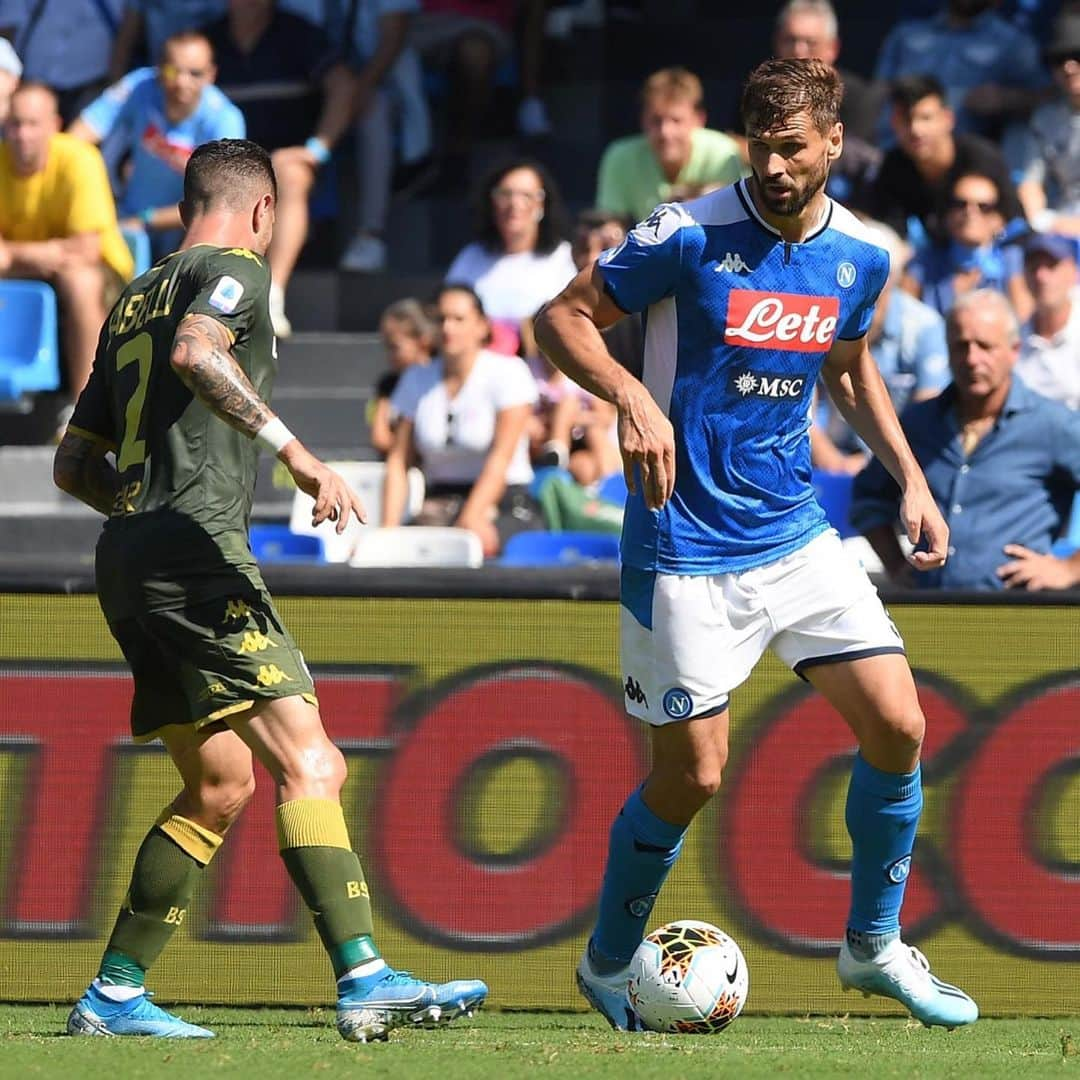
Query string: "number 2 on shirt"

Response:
xmin=116 ymin=331 xmax=152 ymax=472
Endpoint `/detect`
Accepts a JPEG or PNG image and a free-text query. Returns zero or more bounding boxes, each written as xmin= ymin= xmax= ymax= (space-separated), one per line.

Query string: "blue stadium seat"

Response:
xmin=500 ymin=530 xmax=620 ymax=566
xmin=122 ymin=226 xmax=152 ymax=277
xmin=812 ymin=469 xmax=857 ymax=539
xmin=0 ymin=280 xmax=60 ymax=402
xmin=1051 ymin=492 xmax=1080 ymax=557
xmin=249 ymin=524 xmax=326 ymax=564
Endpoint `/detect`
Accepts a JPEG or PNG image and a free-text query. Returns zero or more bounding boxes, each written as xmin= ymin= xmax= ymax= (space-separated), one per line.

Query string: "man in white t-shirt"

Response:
xmin=1017 ymin=233 xmax=1080 ymax=409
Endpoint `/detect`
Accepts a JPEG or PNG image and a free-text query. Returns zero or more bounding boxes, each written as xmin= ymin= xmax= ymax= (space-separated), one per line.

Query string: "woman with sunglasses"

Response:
xmin=445 ymin=158 xmax=576 ymax=353
xmin=902 ymin=170 xmax=1032 ymax=319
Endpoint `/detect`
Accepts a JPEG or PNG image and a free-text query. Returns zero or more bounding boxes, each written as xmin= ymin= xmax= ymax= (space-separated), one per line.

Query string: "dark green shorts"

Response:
xmin=107 ymin=588 xmax=317 ymax=742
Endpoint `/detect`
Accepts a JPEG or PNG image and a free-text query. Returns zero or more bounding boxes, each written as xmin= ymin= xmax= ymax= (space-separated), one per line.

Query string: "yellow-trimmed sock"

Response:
xmin=276 ymin=798 xmax=379 ymax=978
xmin=100 ymin=813 xmax=223 ymax=978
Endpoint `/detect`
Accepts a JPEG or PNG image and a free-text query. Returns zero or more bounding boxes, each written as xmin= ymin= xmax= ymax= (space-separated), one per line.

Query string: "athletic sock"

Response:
xmin=845 ymin=753 xmax=922 ymax=957
xmin=276 ymin=798 xmax=381 ymax=980
xmin=337 ymin=956 xmax=388 ymax=993
xmin=591 ymin=786 xmax=688 ymax=969
xmin=92 ymin=977 xmax=144 ymax=1002
xmin=98 ymin=811 xmax=223 ymax=984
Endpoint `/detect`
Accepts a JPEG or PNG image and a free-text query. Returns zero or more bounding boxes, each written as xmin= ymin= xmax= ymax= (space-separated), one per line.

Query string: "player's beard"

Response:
xmin=754 ymin=154 xmax=830 ymax=219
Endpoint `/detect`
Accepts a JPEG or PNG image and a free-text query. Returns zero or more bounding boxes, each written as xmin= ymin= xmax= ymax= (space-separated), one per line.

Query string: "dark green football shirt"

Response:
xmin=70 ymin=243 xmax=278 ymax=615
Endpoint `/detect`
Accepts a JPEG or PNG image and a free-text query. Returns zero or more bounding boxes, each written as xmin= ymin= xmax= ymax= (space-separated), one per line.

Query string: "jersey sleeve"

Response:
xmin=596 ymin=203 xmax=692 ymax=314
xmin=215 ymin=100 xmax=247 ymax=140
xmin=187 ymin=249 xmax=272 ymax=349
xmin=79 ymin=67 xmax=151 ymax=139
xmin=838 ymin=244 xmax=890 ymax=340
xmin=68 ymin=353 xmax=115 ymax=450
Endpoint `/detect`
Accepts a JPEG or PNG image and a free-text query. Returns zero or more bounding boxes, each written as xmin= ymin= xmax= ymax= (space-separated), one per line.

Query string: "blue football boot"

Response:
xmin=575 ymin=943 xmax=642 ymax=1031
xmin=838 ymin=938 xmax=979 ymax=1029
xmin=67 ymin=984 xmax=214 ymax=1037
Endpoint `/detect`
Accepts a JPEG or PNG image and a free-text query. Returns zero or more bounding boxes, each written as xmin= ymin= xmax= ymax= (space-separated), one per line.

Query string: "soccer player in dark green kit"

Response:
xmin=54 ymin=139 xmax=487 ymax=1042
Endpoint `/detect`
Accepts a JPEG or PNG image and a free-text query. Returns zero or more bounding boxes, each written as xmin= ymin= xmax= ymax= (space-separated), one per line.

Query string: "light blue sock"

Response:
xmin=591 ymin=787 xmax=687 ymax=970
xmin=845 ymin=753 xmax=922 ymax=956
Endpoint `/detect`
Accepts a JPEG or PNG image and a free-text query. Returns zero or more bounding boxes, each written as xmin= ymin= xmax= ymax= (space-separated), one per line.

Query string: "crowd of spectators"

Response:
xmin=0 ymin=0 xmax=1077 ymax=584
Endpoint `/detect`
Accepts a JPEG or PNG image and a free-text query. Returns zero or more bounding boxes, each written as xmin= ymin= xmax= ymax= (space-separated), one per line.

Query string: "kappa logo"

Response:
xmin=715 ymin=251 xmax=750 ymax=273
xmin=225 ymin=598 xmax=250 ymax=621
xmin=729 ymin=370 xmax=806 ymax=400
xmin=625 ymin=676 xmax=648 ymax=707
xmin=662 ymin=687 xmax=693 ymax=720
xmin=725 ymin=289 xmax=840 ymax=352
xmin=238 ymin=630 xmax=277 ymax=654
xmin=256 ymin=664 xmax=291 ymax=687
xmin=641 ymin=206 xmax=667 ymax=238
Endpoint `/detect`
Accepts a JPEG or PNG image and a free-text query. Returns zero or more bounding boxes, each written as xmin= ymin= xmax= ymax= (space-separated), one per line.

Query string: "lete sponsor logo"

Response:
xmin=725 ymin=289 xmax=839 ymax=351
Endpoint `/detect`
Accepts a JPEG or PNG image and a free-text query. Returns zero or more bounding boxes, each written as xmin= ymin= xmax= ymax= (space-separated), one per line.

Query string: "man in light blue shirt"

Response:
xmin=70 ymin=29 xmax=244 ymax=258
xmin=874 ymin=0 xmax=1048 ymax=139
xmin=852 ymin=288 xmax=1080 ymax=590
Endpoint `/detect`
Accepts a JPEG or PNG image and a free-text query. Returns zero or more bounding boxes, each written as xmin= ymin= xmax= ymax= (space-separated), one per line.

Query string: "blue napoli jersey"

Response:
xmin=597 ymin=179 xmax=889 ymax=574
xmin=82 ymin=68 xmax=246 ymax=217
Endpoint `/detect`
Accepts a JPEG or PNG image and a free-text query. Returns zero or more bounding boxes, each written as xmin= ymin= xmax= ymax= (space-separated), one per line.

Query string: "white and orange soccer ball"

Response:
xmin=628 ymin=920 xmax=749 ymax=1034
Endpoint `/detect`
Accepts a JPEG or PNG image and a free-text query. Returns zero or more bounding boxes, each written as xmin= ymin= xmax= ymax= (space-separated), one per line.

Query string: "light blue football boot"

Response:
xmin=337 ymin=967 xmax=488 ymax=1041
xmin=838 ymin=938 xmax=979 ymax=1029
xmin=67 ymin=984 xmax=214 ymax=1037
xmin=337 ymin=968 xmax=438 ymax=1041
xmin=575 ymin=942 xmax=642 ymax=1032
xmin=426 ymin=977 xmax=488 ymax=1025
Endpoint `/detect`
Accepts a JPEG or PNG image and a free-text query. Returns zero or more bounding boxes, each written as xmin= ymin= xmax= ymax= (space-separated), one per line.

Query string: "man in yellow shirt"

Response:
xmin=595 ymin=67 xmax=745 ymax=224
xmin=0 ymin=81 xmax=133 ymax=399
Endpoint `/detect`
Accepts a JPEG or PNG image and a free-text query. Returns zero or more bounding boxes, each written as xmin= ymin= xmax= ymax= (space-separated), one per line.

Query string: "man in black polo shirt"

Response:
xmin=204 ymin=0 xmax=364 ymax=337
xmin=870 ymin=74 xmax=1025 ymax=246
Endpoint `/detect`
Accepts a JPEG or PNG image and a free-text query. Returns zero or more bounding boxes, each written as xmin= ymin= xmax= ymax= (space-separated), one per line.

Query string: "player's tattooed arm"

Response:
xmin=53 ymin=432 xmax=121 ymax=516
xmin=170 ymin=313 xmax=274 ymax=438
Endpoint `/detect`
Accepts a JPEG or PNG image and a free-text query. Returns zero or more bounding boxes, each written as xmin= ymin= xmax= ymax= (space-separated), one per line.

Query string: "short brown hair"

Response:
xmin=641 ymin=66 xmax=704 ymax=111
xmin=741 ymin=58 xmax=842 ymax=135
xmin=183 ymin=138 xmax=276 ymax=213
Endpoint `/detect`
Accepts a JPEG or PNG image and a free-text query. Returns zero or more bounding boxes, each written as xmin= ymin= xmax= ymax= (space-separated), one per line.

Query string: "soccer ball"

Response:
xmin=628 ymin=920 xmax=749 ymax=1034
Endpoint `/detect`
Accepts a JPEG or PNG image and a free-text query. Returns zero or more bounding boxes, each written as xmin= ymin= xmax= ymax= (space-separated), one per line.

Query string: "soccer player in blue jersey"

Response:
xmin=535 ymin=57 xmax=978 ymax=1031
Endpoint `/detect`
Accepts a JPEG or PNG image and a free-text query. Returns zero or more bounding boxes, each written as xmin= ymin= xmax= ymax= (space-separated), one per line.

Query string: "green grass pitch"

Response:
xmin=2 ymin=1007 xmax=1079 ymax=1079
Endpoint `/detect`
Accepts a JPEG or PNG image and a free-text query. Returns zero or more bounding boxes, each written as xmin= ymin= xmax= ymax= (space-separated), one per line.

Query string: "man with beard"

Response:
xmin=536 ymin=58 xmax=978 ymax=1033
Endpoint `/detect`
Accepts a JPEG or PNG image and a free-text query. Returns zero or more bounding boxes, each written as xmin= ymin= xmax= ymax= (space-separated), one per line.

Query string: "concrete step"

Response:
xmin=276 ymin=333 xmax=384 ymax=389
xmin=286 ymin=271 xmax=444 ymax=334
xmin=0 ymin=446 xmax=97 ymax=514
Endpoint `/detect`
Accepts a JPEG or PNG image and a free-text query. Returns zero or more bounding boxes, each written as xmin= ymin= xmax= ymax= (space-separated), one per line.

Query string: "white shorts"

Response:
xmin=619 ymin=530 xmax=904 ymax=725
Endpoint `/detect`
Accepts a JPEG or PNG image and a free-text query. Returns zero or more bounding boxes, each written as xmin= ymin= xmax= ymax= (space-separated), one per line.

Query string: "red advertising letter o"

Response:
xmin=376 ymin=665 xmax=642 ymax=948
